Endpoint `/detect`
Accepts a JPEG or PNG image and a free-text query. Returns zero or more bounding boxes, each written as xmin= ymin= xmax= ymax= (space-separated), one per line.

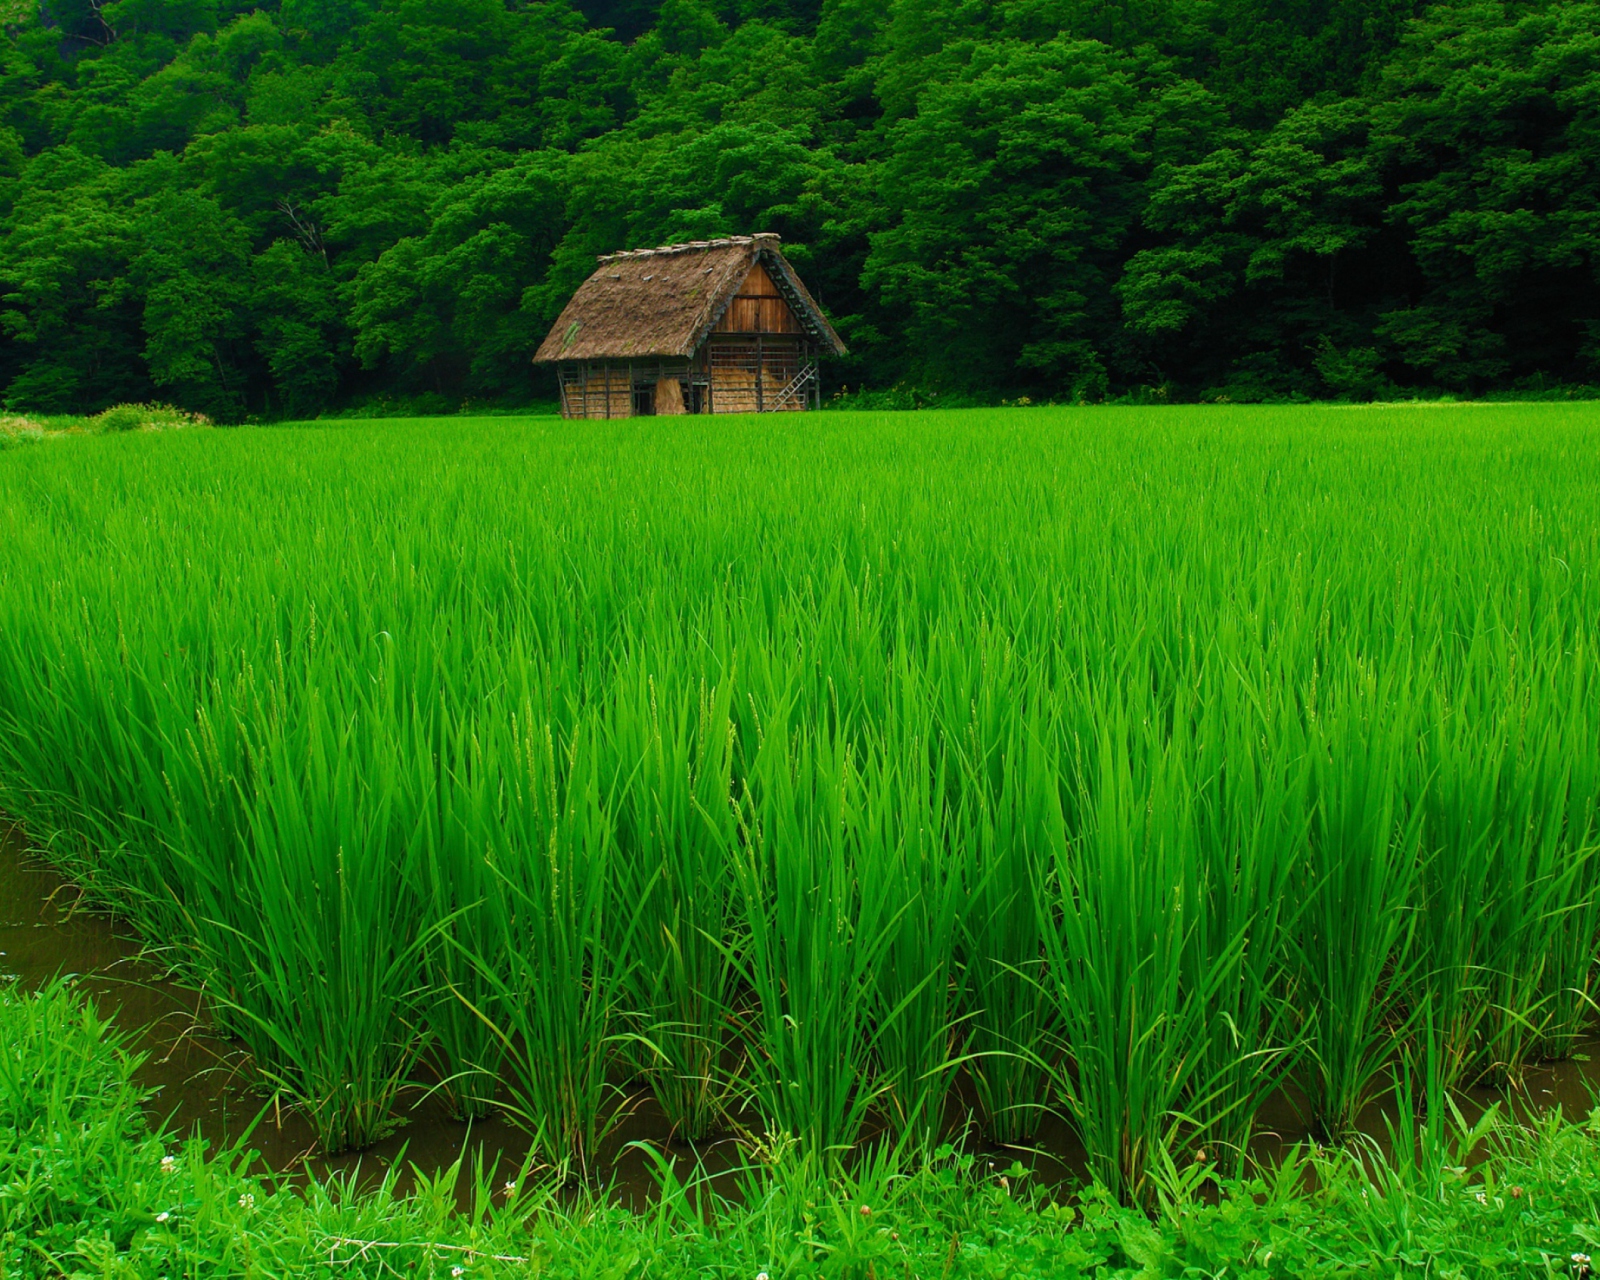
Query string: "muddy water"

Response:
xmin=0 ymin=821 xmax=546 ymax=1197
xmin=4 ymin=818 xmax=1596 ymax=1207
xmin=0 ymin=820 xmax=771 ymax=1205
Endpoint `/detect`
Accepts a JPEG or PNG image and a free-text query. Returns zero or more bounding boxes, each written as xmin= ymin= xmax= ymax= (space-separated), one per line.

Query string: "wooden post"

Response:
xmin=756 ymin=333 xmax=764 ymax=413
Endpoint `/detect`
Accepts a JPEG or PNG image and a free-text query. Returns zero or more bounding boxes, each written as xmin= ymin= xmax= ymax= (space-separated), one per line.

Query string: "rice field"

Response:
xmin=0 ymin=404 xmax=1596 ymax=1207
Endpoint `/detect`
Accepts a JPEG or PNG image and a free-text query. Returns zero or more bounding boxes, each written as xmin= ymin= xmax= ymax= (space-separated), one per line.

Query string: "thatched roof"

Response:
xmin=534 ymin=233 xmax=847 ymax=363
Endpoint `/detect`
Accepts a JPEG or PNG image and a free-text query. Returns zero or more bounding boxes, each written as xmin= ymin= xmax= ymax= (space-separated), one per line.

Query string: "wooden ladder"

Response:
xmin=766 ymin=362 xmax=818 ymax=411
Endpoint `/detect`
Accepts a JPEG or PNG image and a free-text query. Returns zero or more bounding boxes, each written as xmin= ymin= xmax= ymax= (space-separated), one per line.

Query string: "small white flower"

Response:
xmin=156 ymin=1211 xmax=170 ymax=1223
xmin=237 ymin=1193 xmax=255 ymax=1211
xmin=757 ymin=1273 xmax=770 ymax=1280
xmin=504 ymin=1181 xmax=516 ymax=1194
xmin=160 ymin=1155 xmax=176 ymax=1172
xmin=1474 ymin=1191 xmax=1487 ymax=1205
xmin=451 ymin=1268 xmax=466 ymax=1278
xmin=1573 ymin=1254 xmax=1592 ymax=1266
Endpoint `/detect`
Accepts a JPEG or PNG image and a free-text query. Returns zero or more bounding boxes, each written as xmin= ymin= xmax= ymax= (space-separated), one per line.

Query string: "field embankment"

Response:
xmin=0 ymin=405 xmax=1596 ymax=1216
xmin=9 ymin=974 xmax=1600 ymax=1278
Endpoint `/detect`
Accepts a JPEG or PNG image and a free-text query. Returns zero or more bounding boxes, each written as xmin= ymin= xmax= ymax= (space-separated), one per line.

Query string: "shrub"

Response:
xmin=0 ymin=415 xmax=47 ymax=449
xmin=89 ymin=404 xmax=212 ymax=433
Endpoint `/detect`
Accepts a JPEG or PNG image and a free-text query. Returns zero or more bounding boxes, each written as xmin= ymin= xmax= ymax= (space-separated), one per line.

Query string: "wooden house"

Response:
xmin=533 ymin=234 xmax=846 ymax=418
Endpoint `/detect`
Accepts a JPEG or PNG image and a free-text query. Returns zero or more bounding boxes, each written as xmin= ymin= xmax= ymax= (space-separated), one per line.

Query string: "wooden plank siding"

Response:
xmin=713 ymin=262 xmax=804 ymax=336
xmin=557 ymin=338 xmax=816 ymax=417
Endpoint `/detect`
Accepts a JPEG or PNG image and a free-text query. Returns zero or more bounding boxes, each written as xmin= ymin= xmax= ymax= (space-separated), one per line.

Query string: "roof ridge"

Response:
xmin=597 ymin=232 xmax=780 ymax=264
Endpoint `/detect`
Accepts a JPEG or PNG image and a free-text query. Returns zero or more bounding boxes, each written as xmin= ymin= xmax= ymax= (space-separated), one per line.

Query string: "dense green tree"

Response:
xmin=1118 ymin=0 xmax=1600 ymax=398
xmin=864 ymin=39 xmax=1224 ymax=395
xmin=350 ymin=150 xmax=568 ymax=398
xmin=0 ymin=0 xmax=1594 ymax=414
xmin=252 ymin=237 xmax=344 ymax=416
xmin=1119 ymin=97 xmax=1390 ymax=397
xmin=0 ymin=149 xmax=149 ymax=410
xmin=1369 ymin=0 xmax=1600 ymax=389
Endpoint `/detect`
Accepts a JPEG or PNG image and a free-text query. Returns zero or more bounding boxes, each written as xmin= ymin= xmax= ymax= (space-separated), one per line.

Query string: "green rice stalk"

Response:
xmin=948 ymin=665 xmax=1060 ymax=1148
xmin=727 ymin=706 xmax=900 ymax=1162
xmin=1041 ymin=705 xmax=1241 ymax=1207
xmin=607 ymin=670 xmax=740 ymax=1142
xmin=861 ymin=717 xmax=965 ymax=1148
xmin=415 ymin=711 xmax=508 ymax=1122
xmin=460 ymin=708 xmax=638 ymax=1179
xmin=1180 ymin=676 xmax=1309 ymax=1172
xmin=213 ymin=689 xmax=429 ymax=1153
xmin=1294 ymin=682 xmax=1424 ymax=1140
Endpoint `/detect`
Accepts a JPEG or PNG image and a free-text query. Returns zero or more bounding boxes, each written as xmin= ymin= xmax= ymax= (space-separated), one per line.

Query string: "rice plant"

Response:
xmin=728 ymin=706 xmax=902 ymax=1161
xmin=415 ymin=713 xmax=508 ymax=1121
xmin=860 ymin=715 xmax=965 ymax=1146
xmin=1040 ymin=702 xmax=1255 ymax=1207
xmin=1293 ymin=681 xmax=1425 ymax=1140
xmin=944 ymin=649 xmax=1060 ymax=1147
xmin=0 ymin=404 xmax=1594 ymax=1187
xmin=214 ymin=692 xmax=431 ymax=1153
xmin=607 ymin=670 xmax=740 ymax=1142
xmin=1179 ymin=675 xmax=1309 ymax=1171
xmin=459 ymin=709 xmax=637 ymax=1178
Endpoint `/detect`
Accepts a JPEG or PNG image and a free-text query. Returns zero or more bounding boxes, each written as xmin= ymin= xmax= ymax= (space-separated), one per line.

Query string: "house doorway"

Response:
xmin=632 ymin=386 xmax=654 ymax=416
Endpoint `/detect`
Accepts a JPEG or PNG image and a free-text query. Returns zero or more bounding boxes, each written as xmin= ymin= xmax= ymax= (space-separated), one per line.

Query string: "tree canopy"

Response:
xmin=1 ymin=0 xmax=1596 ymax=415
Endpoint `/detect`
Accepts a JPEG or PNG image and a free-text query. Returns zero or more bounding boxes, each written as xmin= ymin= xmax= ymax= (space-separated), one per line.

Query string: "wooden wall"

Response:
xmin=713 ymin=262 xmax=805 ymax=336
xmin=558 ymin=364 xmax=632 ymax=419
xmin=554 ymin=324 xmax=819 ymax=419
xmin=707 ymin=336 xmax=808 ymax=413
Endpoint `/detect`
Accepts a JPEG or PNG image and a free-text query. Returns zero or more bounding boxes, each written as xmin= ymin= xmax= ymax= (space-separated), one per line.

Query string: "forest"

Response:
xmin=0 ymin=0 xmax=1596 ymax=417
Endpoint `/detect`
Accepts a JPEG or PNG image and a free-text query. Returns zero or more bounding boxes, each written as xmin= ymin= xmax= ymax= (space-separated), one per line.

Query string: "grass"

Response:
xmin=0 ymin=403 xmax=209 ymax=449
xmin=7 ymin=977 xmax=1600 ymax=1277
xmin=0 ymin=404 xmax=1596 ymax=1205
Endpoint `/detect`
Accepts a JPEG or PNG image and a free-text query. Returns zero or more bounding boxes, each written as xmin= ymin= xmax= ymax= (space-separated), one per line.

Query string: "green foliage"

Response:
xmin=90 ymin=400 xmax=210 ymax=429
xmin=7 ymin=968 xmax=1600 ymax=1276
xmin=3 ymin=1 xmax=1599 ymax=412
xmin=0 ymin=401 xmax=206 ymax=443
xmin=0 ymin=979 xmax=155 ymax=1253
xmin=1 ymin=405 xmax=1598 ymax=1198
xmin=862 ymin=38 xmax=1221 ymax=395
xmin=0 ymin=412 xmax=43 ymax=446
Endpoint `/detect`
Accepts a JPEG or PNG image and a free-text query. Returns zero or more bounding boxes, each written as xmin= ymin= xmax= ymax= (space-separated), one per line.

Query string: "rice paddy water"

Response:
xmin=0 ymin=404 xmax=1595 ymax=1205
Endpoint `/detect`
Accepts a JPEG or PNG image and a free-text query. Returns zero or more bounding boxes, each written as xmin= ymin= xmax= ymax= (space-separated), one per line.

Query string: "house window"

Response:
xmin=632 ymin=386 xmax=655 ymax=416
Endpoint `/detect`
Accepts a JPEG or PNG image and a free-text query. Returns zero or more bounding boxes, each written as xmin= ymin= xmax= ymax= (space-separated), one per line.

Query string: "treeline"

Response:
xmin=0 ymin=0 xmax=1596 ymax=417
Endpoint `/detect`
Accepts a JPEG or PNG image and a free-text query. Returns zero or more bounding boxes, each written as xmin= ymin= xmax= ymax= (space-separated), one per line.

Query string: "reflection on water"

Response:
xmin=3 ymin=819 xmax=1595 ymax=1207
